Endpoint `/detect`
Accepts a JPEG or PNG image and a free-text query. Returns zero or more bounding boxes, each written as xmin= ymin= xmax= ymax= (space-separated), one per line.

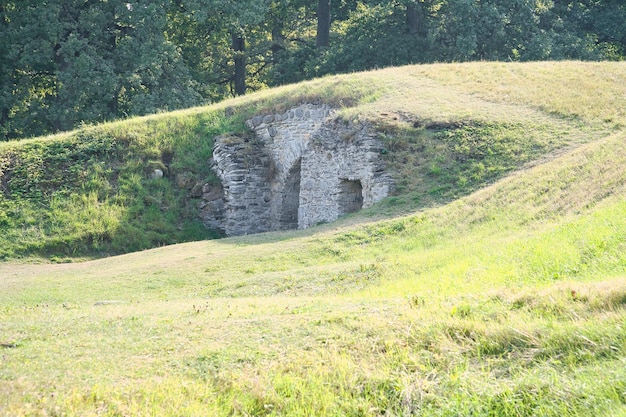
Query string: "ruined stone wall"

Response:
xmin=297 ymin=120 xmax=391 ymax=228
xmin=200 ymin=136 xmax=273 ymax=236
xmin=200 ymin=103 xmax=394 ymax=236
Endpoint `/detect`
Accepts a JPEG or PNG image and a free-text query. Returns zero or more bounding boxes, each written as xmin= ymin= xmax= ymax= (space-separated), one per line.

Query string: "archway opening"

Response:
xmin=279 ymin=158 xmax=302 ymax=229
xmin=337 ymin=179 xmax=363 ymax=214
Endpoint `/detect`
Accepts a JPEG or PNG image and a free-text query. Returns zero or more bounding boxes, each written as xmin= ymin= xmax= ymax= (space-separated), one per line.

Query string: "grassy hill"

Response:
xmin=1 ymin=61 xmax=626 ymax=416
xmin=1 ymin=61 xmax=623 ymax=260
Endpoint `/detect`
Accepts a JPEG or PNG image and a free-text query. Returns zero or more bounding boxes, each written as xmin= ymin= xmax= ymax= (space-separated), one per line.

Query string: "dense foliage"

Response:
xmin=1 ymin=0 xmax=625 ymax=140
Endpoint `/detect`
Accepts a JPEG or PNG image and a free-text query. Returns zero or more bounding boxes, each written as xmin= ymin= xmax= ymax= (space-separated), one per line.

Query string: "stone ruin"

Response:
xmin=199 ymin=103 xmax=394 ymax=236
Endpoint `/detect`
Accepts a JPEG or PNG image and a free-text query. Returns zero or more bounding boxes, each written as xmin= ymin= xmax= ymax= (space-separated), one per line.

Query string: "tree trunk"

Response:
xmin=271 ymin=23 xmax=284 ymax=63
xmin=316 ymin=0 xmax=331 ymax=48
xmin=406 ymin=1 xmax=426 ymax=36
xmin=406 ymin=3 xmax=418 ymax=34
xmin=231 ymin=33 xmax=246 ymax=96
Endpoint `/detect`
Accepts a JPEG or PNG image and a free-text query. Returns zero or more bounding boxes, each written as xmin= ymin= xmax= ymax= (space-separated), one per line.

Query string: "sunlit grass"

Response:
xmin=1 ymin=61 xmax=626 ymax=415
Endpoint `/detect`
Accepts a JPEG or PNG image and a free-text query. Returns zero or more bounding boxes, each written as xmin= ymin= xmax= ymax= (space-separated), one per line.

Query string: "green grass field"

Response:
xmin=1 ymin=61 xmax=626 ymax=416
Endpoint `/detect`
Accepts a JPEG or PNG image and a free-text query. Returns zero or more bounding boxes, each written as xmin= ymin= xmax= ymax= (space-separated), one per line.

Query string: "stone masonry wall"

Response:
xmin=200 ymin=136 xmax=272 ymax=236
xmin=199 ymin=103 xmax=394 ymax=236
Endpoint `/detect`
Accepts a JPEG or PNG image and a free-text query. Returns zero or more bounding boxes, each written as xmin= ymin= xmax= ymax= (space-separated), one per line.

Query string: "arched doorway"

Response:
xmin=279 ymin=158 xmax=302 ymax=229
xmin=337 ymin=179 xmax=363 ymax=214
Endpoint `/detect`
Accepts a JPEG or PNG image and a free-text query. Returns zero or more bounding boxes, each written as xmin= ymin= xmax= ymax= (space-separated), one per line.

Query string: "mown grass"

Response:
xmin=1 ymin=61 xmax=626 ymax=415
xmin=2 ymin=143 xmax=626 ymax=416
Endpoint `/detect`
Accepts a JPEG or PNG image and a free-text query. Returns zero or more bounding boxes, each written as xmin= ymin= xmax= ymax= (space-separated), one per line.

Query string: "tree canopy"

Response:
xmin=1 ymin=0 xmax=624 ymax=140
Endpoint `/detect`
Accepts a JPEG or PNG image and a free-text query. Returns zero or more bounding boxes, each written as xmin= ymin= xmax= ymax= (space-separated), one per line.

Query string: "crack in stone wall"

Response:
xmin=200 ymin=103 xmax=394 ymax=236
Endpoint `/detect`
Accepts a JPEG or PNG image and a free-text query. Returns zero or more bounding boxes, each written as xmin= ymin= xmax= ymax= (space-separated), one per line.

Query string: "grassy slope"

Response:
xmin=1 ymin=61 xmax=622 ymax=259
xmin=0 ymin=111 xmax=222 ymax=259
xmin=1 ymin=61 xmax=626 ymax=416
xmin=0 ymin=73 xmax=391 ymax=260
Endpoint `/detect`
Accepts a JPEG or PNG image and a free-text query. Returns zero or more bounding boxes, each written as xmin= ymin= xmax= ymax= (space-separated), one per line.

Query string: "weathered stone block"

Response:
xmin=190 ymin=183 xmax=204 ymax=198
xmin=251 ymin=115 xmax=264 ymax=127
xmin=151 ymin=169 xmax=164 ymax=179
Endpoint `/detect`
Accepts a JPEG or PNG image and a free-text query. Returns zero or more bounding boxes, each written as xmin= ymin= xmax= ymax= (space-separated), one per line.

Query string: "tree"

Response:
xmin=0 ymin=0 xmax=203 ymax=140
xmin=183 ymin=0 xmax=271 ymax=96
xmin=0 ymin=1 xmax=62 ymax=139
xmin=557 ymin=0 xmax=626 ymax=59
xmin=260 ymin=0 xmax=320 ymax=85
xmin=113 ymin=1 xmax=203 ymax=116
xmin=3 ymin=0 xmax=623 ymax=140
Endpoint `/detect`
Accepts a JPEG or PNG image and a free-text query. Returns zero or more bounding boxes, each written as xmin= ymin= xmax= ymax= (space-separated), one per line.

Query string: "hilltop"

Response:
xmin=1 ymin=61 xmax=626 ymax=416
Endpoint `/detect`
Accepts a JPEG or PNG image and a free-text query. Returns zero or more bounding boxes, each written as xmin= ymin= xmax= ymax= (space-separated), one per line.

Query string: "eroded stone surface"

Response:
xmin=200 ymin=103 xmax=393 ymax=236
